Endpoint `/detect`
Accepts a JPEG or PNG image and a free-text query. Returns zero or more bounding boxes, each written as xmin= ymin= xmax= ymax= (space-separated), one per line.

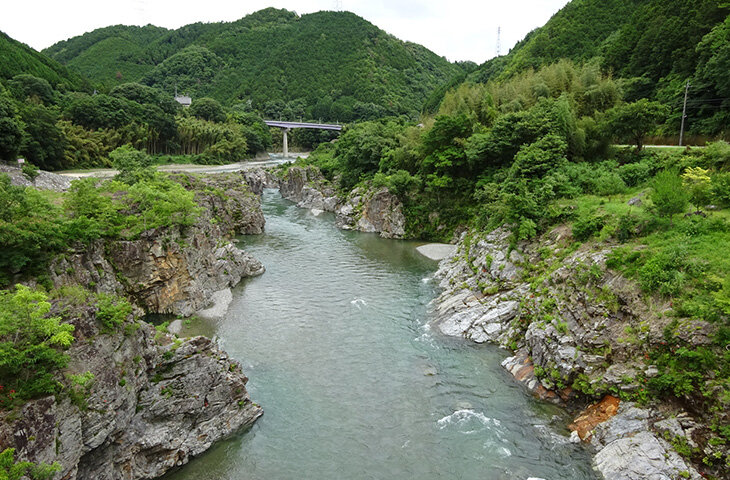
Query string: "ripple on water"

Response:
xmin=165 ymin=190 xmax=599 ymax=480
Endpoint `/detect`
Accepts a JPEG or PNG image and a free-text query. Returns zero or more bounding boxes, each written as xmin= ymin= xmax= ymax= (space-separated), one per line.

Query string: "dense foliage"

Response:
xmin=465 ymin=0 xmax=730 ymax=138
xmin=43 ymin=9 xmax=463 ymax=123
xmin=0 ymin=151 xmax=201 ymax=285
xmin=0 ymin=75 xmax=273 ymax=169
xmin=0 ymin=285 xmax=74 ymax=407
xmin=304 ymin=60 xmax=634 ymax=239
xmin=298 ymin=56 xmax=730 ymax=466
xmin=0 ymin=31 xmax=88 ymax=91
xmin=0 ymin=448 xmax=60 ymax=480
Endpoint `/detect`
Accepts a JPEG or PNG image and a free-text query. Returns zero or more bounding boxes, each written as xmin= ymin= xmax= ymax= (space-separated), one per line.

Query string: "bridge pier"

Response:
xmin=263 ymin=120 xmax=342 ymax=158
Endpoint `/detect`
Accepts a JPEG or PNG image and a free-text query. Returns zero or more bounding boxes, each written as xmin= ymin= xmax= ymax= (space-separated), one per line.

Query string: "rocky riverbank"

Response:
xmin=431 ymin=226 xmax=717 ymax=479
xmin=266 ymin=166 xmax=406 ymax=239
xmin=0 ymin=300 xmax=262 ymax=480
xmin=0 ymin=169 xmax=266 ymax=479
xmin=50 ymin=173 xmax=266 ymax=317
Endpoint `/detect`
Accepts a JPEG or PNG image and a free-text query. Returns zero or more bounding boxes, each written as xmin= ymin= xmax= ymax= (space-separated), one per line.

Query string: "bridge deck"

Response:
xmin=265 ymin=120 xmax=343 ymax=131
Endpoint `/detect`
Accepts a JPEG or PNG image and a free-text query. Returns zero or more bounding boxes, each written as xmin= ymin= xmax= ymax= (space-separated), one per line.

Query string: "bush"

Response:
xmin=649 ymin=169 xmax=688 ymax=219
xmin=711 ymin=172 xmax=730 ymax=207
xmin=372 ymin=170 xmax=419 ymax=197
xmin=21 ymin=163 xmax=39 ymax=181
xmin=573 ymin=213 xmax=606 ymax=241
xmin=95 ymin=293 xmax=133 ymax=331
xmin=682 ymin=166 xmax=712 ymax=211
xmin=0 ymin=285 xmax=75 ymax=407
xmin=638 ymin=246 xmax=692 ymax=296
xmin=593 ymin=172 xmax=627 ymax=196
xmin=0 ymin=448 xmax=61 ymax=480
xmin=110 ymin=145 xmax=153 ymax=185
xmin=618 ymin=161 xmax=652 ymax=187
xmin=702 ymin=141 xmax=730 ymax=170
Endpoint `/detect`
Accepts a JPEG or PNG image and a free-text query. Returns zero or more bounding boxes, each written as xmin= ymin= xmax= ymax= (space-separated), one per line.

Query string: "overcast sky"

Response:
xmin=1 ymin=0 xmax=570 ymax=64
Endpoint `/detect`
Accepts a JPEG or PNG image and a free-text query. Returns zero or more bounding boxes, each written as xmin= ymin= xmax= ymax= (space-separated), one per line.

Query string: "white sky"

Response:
xmin=1 ymin=0 xmax=571 ymax=64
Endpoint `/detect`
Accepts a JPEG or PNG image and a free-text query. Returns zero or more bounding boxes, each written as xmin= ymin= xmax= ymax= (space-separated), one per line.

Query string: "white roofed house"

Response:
xmin=174 ymin=94 xmax=192 ymax=108
xmin=174 ymin=87 xmax=191 ymax=107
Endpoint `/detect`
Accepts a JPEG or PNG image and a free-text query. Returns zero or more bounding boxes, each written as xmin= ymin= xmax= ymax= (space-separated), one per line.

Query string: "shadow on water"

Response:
xmin=164 ymin=189 xmax=598 ymax=480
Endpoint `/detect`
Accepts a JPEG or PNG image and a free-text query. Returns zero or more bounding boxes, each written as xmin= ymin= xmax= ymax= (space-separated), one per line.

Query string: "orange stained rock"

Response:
xmin=568 ymin=395 xmax=621 ymax=442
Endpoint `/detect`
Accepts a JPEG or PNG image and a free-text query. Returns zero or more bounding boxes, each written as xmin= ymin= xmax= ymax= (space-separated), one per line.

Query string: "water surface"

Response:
xmin=165 ymin=189 xmax=597 ymax=480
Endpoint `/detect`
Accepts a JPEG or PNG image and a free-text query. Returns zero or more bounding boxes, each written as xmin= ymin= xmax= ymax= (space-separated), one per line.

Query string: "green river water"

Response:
xmin=164 ymin=189 xmax=598 ymax=480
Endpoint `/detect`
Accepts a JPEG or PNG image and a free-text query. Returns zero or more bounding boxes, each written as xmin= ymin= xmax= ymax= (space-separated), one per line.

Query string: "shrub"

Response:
xmin=0 ymin=285 xmax=75 ymax=407
xmin=649 ymin=169 xmax=688 ymax=219
xmin=711 ymin=172 xmax=730 ymax=207
xmin=638 ymin=246 xmax=691 ymax=296
xmin=0 ymin=448 xmax=61 ymax=480
xmin=95 ymin=294 xmax=133 ymax=331
xmin=702 ymin=141 xmax=730 ymax=170
xmin=682 ymin=166 xmax=712 ymax=211
xmin=109 ymin=145 xmax=153 ymax=185
xmin=618 ymin=161 xmax=652 ymax=187
xmin=67 ymin=371 xmax=94 ymax=410
xmin=573 ymin=213 xmax=606 ymax=241
xmin=21 ymin=163 xmax=39 ymax=181
xmin=593 ymin=172 xmax=627 ymax=196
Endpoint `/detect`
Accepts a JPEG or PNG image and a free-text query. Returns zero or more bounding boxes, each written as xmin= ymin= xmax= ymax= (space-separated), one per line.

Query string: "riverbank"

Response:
xmin=263 ymin=164 xmax=724 ymax=479
xmin=164 ymin=188 xmax=599 ymax=480
xmin=0 ymin=168 xmax=267 ymax=479
xmin=430 ymin=227 xmax=714 ymax=479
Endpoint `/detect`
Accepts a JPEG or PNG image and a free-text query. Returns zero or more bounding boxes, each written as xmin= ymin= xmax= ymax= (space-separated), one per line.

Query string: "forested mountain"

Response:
xmin=0 ymin=31 xmax=89 ymax=91
xmin=44 ymin=8 xmax=464 ymax=122
xmin=467 ymin=0 xmax=729 ymax=136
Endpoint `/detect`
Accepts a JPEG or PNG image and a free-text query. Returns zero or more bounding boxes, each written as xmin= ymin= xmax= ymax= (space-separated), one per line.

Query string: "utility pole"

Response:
xmin=679 ymin=80 xmax=690 ymax=147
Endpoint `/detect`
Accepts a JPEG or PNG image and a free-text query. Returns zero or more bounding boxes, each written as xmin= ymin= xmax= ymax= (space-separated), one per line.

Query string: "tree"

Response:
xmin=188 ymin=97 xmax=226 ymax=123
xmin=8 ymin=74 xmax=55 ymax=105
xmin=605 ymin=100 xmax=669 ymax=151
xmin=509 ymin=133 xmax=568 ymax=179
xmin=335 ymin=121 xmax=400 ymax=190
xmin=109 ymin=145 xmax=153 ymax=184
xmin=0 ymin=285 xmax=75 ymax=406
xmin=649 ymin=169 xmax=689 ymax=220
xmin=682 ymin=166 xmax=712 ymax=212
xmin=64 ymin=94 xmax=136 ymax=130
xmin=17 ymin=103 xmax=66 ymax=170
xmin=0 ymin=95 xmax=23 ymax=161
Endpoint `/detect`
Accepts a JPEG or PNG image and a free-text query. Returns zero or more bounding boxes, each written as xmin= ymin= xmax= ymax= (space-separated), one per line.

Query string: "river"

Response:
xmin=164 ymin=189 xmax=598 ymax=480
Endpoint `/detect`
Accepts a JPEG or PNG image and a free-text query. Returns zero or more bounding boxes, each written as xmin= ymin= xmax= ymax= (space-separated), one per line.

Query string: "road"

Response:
xmin=56 ymin=153 xmax=307 ymax=178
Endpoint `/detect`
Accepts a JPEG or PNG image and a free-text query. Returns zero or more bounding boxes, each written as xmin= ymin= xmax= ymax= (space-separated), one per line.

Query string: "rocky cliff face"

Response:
xmin=50 ymin=173 xmax=265 ymax=317
xmin=0 ymin=303 xmax=262 ymax=480
xmin=271 ymin=166 xmax=406 ymax=239
xmin=431 ymin=226 xmax=713 ymax=479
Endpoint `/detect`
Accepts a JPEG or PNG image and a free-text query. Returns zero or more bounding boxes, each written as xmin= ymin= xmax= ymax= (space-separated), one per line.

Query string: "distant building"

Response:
xmin=175 ymin=94 xmax=192 ymax=108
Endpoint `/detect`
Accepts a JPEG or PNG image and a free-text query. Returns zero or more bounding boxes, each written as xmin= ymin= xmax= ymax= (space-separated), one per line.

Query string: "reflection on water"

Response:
xmin=165 ymin=189 xmax=597 ymax=480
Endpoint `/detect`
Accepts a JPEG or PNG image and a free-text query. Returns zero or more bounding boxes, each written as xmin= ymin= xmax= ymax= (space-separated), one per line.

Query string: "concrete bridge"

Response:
xmin=264 ymin=120 xmax=343 ymax=157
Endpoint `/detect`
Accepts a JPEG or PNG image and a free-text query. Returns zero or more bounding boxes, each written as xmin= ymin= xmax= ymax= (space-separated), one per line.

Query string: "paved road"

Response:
xmin=56 ymin=153 xmax=308 ymax=178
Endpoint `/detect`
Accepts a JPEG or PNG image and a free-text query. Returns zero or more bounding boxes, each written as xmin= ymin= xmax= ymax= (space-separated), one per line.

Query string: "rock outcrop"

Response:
xmin=0 ymin=303 xmax=262 ymax=480
xmin=431 ymin=225 xmax=713 ymax=478
xmin=588 ymin=402 xmax=702 ymax=480
xmin=270 ymin=166 xmax=406 ymax=238
xmin=1 ymin=164 xmax=73 ymax=191
xmin=50 ymin=173 xmax=265 ymax=316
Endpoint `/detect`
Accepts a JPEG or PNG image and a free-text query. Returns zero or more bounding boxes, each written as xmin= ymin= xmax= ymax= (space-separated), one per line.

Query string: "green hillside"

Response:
xmin=44 ymin=8 xmax=463 ymax=121
xmin=467 ymin=0 xmax=729 ymax=137
xmin=0 ymin=31 xmax=89 ymax=91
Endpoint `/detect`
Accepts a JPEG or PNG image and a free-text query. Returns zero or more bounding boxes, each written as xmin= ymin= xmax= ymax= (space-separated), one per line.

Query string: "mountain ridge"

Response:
xmin=43 ymin=8 xmax=464 ymax=121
